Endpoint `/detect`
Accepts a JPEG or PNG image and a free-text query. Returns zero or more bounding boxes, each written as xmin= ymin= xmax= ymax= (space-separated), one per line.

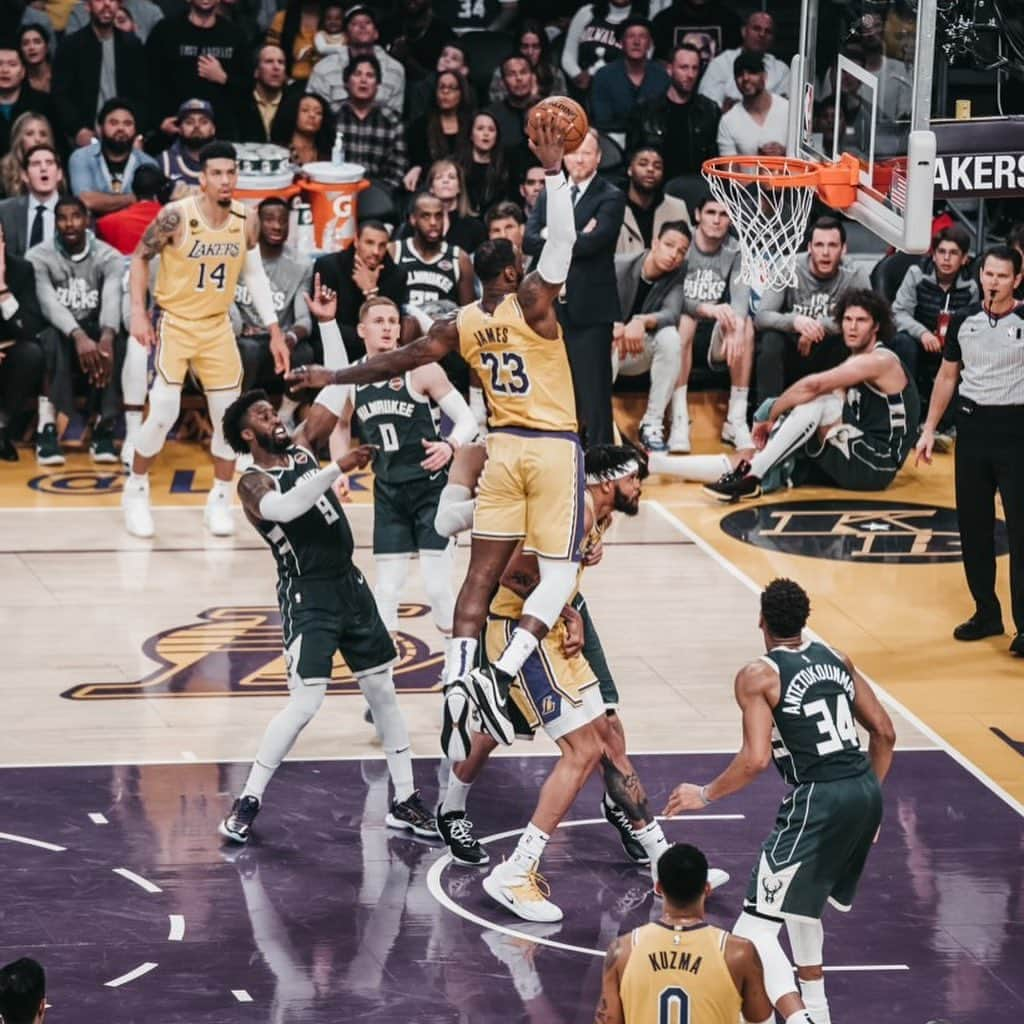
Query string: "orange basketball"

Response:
xmin=526 ymin=96 xmax=590 ymax=154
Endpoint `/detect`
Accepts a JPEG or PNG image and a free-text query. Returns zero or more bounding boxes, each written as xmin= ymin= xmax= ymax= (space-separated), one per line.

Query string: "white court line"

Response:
xmin=827 ymin=964 xmax=909 ymax=972
xmin=648 ymin=499 xmax=1024 ymax=820
xmin=113 ymin=867 xmax=162 ymax=893
xmin=88 ymin=812 xmax=108 ymax=825
xmin=181 ymin=750 xmax=197 ymax=762
xmin=167 ymin=915 xmax=185 ymax=941
xmin=104 ymin=962 xmax=158 ymax=987
xmin=232 ymin=990 xmax=254 ymax=1003
xmin=0 ymin=831 xmax=66 ymax=852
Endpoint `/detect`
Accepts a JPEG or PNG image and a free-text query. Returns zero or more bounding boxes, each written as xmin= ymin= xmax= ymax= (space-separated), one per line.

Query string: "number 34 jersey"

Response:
xmin=457 ymin=294 xmax=577 ymax=433
xmin=154 ymin=195 xmax=247 ymax=322
xmin=763 ymin=640 xmax=870 ymax=785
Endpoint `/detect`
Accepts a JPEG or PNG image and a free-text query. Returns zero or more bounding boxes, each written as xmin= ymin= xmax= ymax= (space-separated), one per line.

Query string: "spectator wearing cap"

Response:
xmin=69 ymin=99 xmax=158 ymax=216
xmin=716 ymin=50 xmax=790 ymax=157
xmin=159 ymin=98 xmax=216 ymax=189
xmin=306 ymin=5 xmax=405 ymax=120
xmin=0 ymin=39 xmax=62 ymax=161
xmin=52 ymin=0 xmax=151 ymax=150
xmin=0 ymin=957 xmax=47 ymax=1024
xmin=590 ymin=17 xmax=670 ymax=147
xmin=145 ymin=0 xmax=250 ymax=139
xmin=698 ymin=11 xmax=789 ymax=112
xmin=95 ymin=162 xmax=169 ymax=254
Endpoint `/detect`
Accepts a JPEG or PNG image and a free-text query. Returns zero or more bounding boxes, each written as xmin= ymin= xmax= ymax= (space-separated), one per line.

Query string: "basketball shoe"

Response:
xmin=385 ymin=790 xmax=438 ymax=837
xmin=483 ymin=860 xmax=563 ymax=923
xmin=219 ymin=795 xmax=260 ymax=843
xmin=437 ymin=809 xmax=489 ymax=866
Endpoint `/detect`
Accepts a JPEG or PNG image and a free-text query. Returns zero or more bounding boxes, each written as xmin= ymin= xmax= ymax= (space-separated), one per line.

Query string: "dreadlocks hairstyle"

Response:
xmin=760 ymin=578 xmax=811 ymax=639
xmin=222 ymin=389 xmax=271 ymax=455
xmin=584 ymin=444 xmax=647 ymax=485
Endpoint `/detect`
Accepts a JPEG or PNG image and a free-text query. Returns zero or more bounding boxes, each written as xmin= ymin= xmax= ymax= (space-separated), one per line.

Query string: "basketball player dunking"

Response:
xmin=122 ymin=141 xmax=290 ymax=539
xmin=288 ymin=111 xmax=584 ymax=762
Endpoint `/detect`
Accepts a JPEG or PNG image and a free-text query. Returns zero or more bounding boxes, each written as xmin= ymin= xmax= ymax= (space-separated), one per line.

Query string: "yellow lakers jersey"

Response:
xmin=620 ymin=923 xmax=742 ymax=1024
xmin=457 ymin=294 xmax=577 ymax=432
xmin=154 ymin=196 xmax=247 ymax=321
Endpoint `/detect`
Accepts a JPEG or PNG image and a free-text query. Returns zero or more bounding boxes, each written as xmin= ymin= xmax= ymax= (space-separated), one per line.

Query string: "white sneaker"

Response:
xmin=667 ymin=419 xmax=691 ymax=454
xmin=721 ymin=419 xmax=754 ymax=451
xmin=483 ymin=862 xmax=563 ymax=923
xmin=204 ymin=490 xmax=235 ymax=536
xmin=708 ymin=867 xmax=731 ymax=890
xmin=122 ymin=478 xmax=154 ymax=538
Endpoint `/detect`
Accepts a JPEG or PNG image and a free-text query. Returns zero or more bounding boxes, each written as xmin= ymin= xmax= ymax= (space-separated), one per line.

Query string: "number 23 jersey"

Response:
xmin=154 ymin=195 xmax=247 ymax=321
xmin=457 ymin=294 xmax=577 ymax=433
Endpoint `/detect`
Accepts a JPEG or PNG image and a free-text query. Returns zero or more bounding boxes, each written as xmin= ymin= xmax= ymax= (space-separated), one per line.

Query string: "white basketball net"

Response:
xmin=704 ymin=159 xmax=819 ymax=295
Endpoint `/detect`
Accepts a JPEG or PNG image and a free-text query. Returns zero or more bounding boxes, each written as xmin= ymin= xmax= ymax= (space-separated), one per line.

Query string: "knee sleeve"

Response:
xmin=434 ymin=484 xmax=474 ymax=538
xmin=205 ymin=387 xmax=241 ymax=462
xmin=289 ymin=676 xmax=328 ymax=721
xmin=121 ymin=336 xmax=149 ymax=406
xmin=373 ymin=554 xmax=410 ymax=632
xmin=420 ymin=545 xmax=454 ymax=633
xmin=785 ymin=918 xmax=824 ymax=967
xmin=134 ymin=376 xmax=181 ymax=459
xmin=521 ymin=557 xmax=579 ymax=630
xmin=358 ymin=668 xmax=409 ymax=754
xmin=733 ymin=912 xmax=797 ymax=1006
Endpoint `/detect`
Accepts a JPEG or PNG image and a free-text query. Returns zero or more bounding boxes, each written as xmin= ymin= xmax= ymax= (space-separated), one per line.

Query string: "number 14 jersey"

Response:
xmin=457 ymin=294 xmax=577 ymax=433
xmin=763 ymin=640 xmax=869 ymax=785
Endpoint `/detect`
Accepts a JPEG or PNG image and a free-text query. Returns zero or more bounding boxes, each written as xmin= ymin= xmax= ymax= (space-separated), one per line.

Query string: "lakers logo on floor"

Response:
xmin=29 ymin=470 xmax=125 ymax=495
xmin=62 ymin=604 xmax=443 ymax=700
xmin=719 ymin=499 xmax=1009 ymax=564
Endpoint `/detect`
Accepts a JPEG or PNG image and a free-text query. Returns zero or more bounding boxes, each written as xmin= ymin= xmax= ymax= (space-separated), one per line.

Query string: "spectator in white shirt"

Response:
xmin=698 ymin=11 xmax=789 ymax=112
xmin=716 ymin=51 xmax=789 ymax=157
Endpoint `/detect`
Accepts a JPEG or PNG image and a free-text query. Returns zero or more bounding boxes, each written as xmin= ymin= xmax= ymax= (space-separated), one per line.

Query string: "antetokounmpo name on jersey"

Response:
xmin=781 ymin=663 xmax=855 ymax=716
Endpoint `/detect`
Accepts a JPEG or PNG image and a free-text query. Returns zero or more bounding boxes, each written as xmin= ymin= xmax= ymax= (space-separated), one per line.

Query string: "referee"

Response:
xmin=916 ymin=244 xmax=1024 ymax=656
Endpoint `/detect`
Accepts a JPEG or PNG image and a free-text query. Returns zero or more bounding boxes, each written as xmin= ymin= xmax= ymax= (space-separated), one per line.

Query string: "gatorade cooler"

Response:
xmin=302 ymin=161 xmax=368 ymax=253
xmin=234 ymin=144 xmax=304 ymax=249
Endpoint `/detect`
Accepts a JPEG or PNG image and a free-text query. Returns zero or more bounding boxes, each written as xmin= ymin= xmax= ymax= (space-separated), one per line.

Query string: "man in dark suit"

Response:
xmin=0 ymin=41 xmax=62 ymax=163
xmin=0 ymin=143 xmax=65 ymax=258
xmin=612 ymin=221 xmax=691 ymax=451
xmin=52 ymin=0 xmax=151 ymax=149
xmin=524 ymin=129 xmax=626 ymax=443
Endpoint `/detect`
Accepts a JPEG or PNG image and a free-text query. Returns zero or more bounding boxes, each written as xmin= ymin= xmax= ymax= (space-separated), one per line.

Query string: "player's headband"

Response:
xmin=586 ymin=459 xmax=640 ymax=485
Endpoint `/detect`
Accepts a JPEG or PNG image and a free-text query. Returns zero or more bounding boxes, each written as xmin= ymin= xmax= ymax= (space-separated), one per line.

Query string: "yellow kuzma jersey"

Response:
xmin=489 ymin=492 xmax=606 ymax=620
xmin=154 ymin=196 xmax=247 ymax=321
xmin=620 ymin=922 xmax=742 ymax=1024
xmin=457 ymin=294 xmax=576 ymax=433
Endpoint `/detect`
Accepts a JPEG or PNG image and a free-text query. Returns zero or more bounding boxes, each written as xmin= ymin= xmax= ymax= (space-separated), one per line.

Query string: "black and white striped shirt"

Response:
xmin=945 ymin=302 xmax=1024 ymax=405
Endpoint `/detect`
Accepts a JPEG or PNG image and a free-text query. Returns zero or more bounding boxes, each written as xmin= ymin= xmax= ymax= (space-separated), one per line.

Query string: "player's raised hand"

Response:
xmin=303 ymin=272 xmax=338 ymax=323
xmin=420 ymin=437 xmax=454 ymax=472
xmin=662 ymin=783 xmax=706 ymax=816
xmin=337 ymin=443 xmax=377 ymax=474
xmin=528 ymin=109 xmax=567 ymax=171
xmin=286 ymin=363 xmax=335 ymax=392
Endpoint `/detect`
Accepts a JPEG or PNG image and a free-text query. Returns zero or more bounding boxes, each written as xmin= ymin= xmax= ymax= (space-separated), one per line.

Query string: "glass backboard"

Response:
xmin=789 ymin=0 xmax=938 ymax=252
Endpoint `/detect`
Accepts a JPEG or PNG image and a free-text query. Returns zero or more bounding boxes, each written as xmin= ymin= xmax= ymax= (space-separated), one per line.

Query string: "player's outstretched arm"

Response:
xmin=765 ymin=349 xmax=888 ymax=426
xmin=594 ymin=937 xmax=628 ymax=1024
xmin=842 ymin=651 xmax=896 ymax=783
xmin=129 ymin=203 xmax=182 ymax=348
xmin=285 ymin=316 xmax=459 ymax=392
xmin=725 ymin=936 xmax=776 ymax=1024
xmin=663 ymin=662 xmax=775 ymax=814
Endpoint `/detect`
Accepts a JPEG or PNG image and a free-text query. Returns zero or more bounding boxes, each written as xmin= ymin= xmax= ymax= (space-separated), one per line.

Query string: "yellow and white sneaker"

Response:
xmin=483 ymin=862 xmax=563 ymax=923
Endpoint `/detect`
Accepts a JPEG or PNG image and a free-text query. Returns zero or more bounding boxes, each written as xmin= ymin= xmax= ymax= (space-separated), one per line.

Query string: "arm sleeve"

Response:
xmin=438 ymin=387 xmax=479 ymax=447
xmin=29 ymin=255 xmax=80 ymax=337
xmin=536 ymin=171 xmax=576 ymax=285
xmin=892 ymin=266 xmax=926 ymax=339
xmin=319 ymin=318 xmax=349 ymax=370
xmin=257 ymin=464 xmax=343 ymax=522
xmin=242 ymin=246 xmax=278 ymax=327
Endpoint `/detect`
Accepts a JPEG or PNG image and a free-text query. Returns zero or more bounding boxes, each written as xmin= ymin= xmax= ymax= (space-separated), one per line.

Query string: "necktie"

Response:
xmin=29 ymin=204 xmax=45 ymax=247
xmin=570 ymin=184 xmax=580 ymax=206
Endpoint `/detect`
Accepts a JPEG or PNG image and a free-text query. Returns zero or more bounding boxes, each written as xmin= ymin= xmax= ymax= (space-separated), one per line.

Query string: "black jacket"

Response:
xmin=0 ymin=253 xmax=45 ymax=343
xmin=52 ymin=26 xmax=151 ymax=139
xmin=626 ymin=93 xmax=720 ymax=180
xmin=523 ymin=175 xmax=626 ymax=326
xmin=233 ymin=82 xmax=304 ymax=143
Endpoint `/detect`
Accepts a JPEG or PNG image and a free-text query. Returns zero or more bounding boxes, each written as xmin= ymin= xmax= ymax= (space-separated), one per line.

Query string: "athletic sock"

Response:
xmin=728 ymin=386 xmax=749 ymax=423
xmin=671 ymin=386 xmax=688 ymax=427
xmin=633 ymin=819 xmax=670 ymax=873
xmin=444 ymin=637 xmax=477 ymax=685
xmin=128 ymin=471 xmax=149 ymax=489
xmin=749 ymin=402 xmax=825 ymax=479
xmin=493 ymin=627 xmax=538 ymax=678
xmin=648 ymin=452 xmax=732 ymax=482
xmin=440 ymin=772 xmax=473 ymax=815
xmin=508 ymin=822 xmax=549 ymax=874
xmin=798 ymin=978 xmax=831 ymax=1024
xmin=37 ymin=397 xmax=55 ymax=428
xmin=208 ymin=478 xmax=232 ymax=503
xmin=385 ymin=748 xmax=415 ymax=803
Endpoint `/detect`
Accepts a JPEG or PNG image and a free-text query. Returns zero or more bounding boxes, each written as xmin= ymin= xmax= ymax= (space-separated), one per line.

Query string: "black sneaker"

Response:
xmin=35 ymin=423 xmax=65 ymax=466
xmin=0 ymin=428 xmax=18 ymax=462
xmin=1010 ymin=632 xmax=1024 ymax=656
xmin=952 ymin=616 xmax=1004 ymax=642
xmin=89 ymin=423 xmax=118 ymax=463
xmin=437 ymin=808 xmax=490 ymax=866
xmin=702 ymin=459 xmax=761 ymax=503
xmin=440 ymin=680 xmax=475 ymax=762
xmin=601 ymin=798 xmax=649 ymax=864
xmin=386 ymin=790 xmax=438 ymax=837
xmin=219 ymin=795 xmax=260 ymax=844
xmin=466 ymin=666 xmax=515 ymax=746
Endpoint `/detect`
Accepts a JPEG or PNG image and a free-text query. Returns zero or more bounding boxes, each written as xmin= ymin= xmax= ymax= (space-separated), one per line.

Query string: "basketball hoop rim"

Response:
xmin=702 ymin=155 xmax=822 ymax=188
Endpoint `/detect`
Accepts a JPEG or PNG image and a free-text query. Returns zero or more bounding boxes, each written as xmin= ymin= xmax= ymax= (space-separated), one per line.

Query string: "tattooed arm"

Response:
xmin=129 ymin=203 xmax=183 ymax=349
xmin=594 ymin=937 xmax=627 ymax=1024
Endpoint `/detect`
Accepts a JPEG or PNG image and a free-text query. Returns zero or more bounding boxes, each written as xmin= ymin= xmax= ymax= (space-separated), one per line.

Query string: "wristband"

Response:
xmin=699 ymin=785 xmax=712 ymax=806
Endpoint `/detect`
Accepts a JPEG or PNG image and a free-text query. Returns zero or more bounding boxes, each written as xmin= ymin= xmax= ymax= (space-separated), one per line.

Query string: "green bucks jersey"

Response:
xmin=764 ymin=641 xmax=869 ymax=785
xmin=246 ymin=445 xmax=354 ymax=581
xmin=353 ymin=369 xmax=442 ymax=485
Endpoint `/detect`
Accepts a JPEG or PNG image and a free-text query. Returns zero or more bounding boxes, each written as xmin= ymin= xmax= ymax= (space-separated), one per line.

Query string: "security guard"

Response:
xmin=917 ymin=244 xmax=1024 ymax=655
